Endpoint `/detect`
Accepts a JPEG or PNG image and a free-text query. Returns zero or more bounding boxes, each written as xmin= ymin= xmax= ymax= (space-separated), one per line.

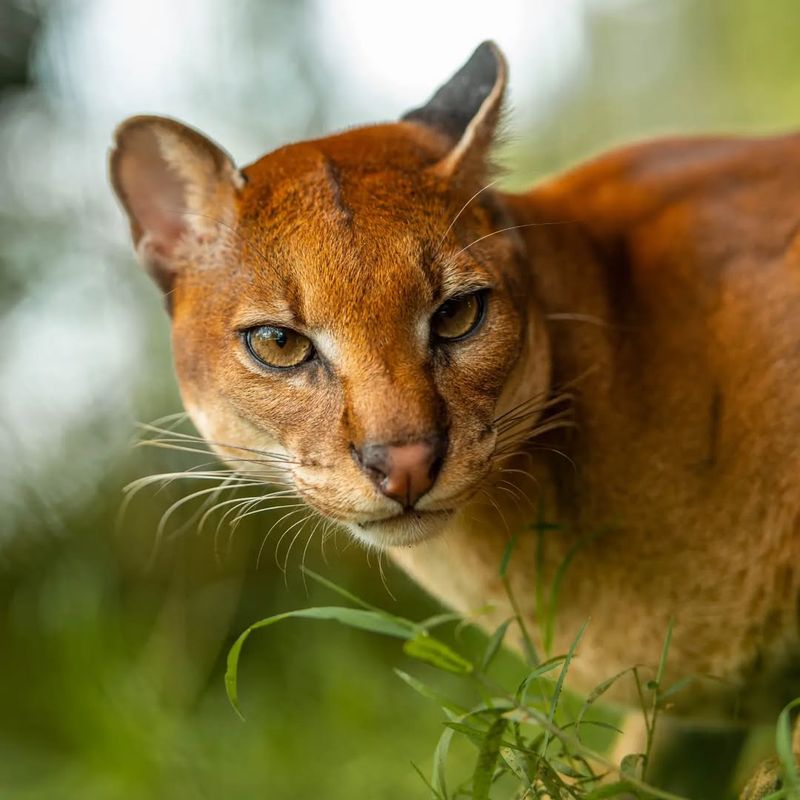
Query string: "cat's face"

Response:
xmin=111 ymin=43 xmax=550 ymax=547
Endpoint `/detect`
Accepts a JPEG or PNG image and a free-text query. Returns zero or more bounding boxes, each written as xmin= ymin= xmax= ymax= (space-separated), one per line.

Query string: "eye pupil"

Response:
xmin=437 ymin=301 xmax=458 ymax=319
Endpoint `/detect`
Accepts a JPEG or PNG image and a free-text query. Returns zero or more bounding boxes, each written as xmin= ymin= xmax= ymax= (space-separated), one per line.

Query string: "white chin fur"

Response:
xmin=346 ymin=510 xmax=454 ymax=549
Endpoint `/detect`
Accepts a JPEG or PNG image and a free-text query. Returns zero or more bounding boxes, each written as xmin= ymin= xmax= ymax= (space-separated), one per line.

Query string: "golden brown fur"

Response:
xmin=110 ymin=43 xmax=800 ymax=732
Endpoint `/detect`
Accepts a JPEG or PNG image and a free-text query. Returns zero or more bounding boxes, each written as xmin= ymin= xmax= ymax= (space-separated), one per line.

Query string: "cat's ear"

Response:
xmin=109 ymin=115 xmax=245 ymax=294
xmin=402 ymin=41 xmax=507 ymax=181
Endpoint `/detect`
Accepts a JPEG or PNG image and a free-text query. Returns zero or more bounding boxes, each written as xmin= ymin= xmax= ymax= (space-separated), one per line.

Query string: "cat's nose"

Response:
xmin=353 ymin=438 xmax=445 ymax=508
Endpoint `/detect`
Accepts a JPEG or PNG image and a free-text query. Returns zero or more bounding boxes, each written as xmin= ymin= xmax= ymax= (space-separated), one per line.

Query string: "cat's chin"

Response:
xmin=346 ymin=509 xmax=455 ymax=549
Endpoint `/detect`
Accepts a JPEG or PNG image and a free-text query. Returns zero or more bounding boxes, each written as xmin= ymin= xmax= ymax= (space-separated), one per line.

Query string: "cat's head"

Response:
xmin=110 ymin=42 xmax=550 ymax=548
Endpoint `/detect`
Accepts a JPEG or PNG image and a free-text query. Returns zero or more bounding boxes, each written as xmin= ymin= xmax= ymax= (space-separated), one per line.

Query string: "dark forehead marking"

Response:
xmin=421 ymin=240 xmax=441 ymax=297
xmin=322 ymin=155 xmax=354 ymax=227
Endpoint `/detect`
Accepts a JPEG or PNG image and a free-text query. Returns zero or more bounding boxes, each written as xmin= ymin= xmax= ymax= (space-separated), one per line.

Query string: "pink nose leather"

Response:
xmin=355 ymin=440 xmax=443 ymax=508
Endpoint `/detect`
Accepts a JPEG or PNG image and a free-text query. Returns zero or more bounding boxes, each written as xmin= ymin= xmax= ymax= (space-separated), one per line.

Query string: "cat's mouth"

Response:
xmin=351 ymin=508 xmax=455 ymax=547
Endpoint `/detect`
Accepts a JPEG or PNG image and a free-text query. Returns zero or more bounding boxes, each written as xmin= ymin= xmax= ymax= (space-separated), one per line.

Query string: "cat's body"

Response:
xmin=110 ymin=41 xmax=800 ymax=788
xmin=396 ymin=133 xmax=800 ymax=718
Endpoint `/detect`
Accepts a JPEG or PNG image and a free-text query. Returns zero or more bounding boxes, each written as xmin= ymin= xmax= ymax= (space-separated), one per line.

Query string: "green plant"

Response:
xmin=225 ymin=555 xmax=698 ymax=800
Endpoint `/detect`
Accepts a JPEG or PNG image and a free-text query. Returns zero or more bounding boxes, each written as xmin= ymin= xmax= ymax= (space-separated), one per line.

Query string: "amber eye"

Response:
xmin=432 ymin=291 xmax=486 ymax=342
xmin=245 ymin=325 xmax=314 ymax=369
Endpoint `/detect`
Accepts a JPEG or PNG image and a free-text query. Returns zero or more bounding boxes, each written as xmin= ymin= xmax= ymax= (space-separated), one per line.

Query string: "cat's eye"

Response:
xmin=432 ymin=291 xmax=486 ymax=342
xmin=244 ymin=325 xmax=314 ymax=369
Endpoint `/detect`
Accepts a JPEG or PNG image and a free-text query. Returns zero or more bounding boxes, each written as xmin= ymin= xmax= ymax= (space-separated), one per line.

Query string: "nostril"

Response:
xmin=350 ymin=443 xmax=363 ymax=469
xmin=351 ymin=442 xmax=389 ymax=487
xmin=428 ymin=455 xmax=444 ymax=481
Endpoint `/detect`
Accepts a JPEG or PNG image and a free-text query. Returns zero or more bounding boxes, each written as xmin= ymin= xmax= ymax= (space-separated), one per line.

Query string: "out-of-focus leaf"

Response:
xmin=403 ymin=633 xmax=473 ymax=674
xmin=568 ymin=718 xmax=622 ymax=737
xmin=536 ymin=757 xmax=573 ymax=799
xmin=479 ymin=618 xmax=512 ymax=673
xmin=516 ymin=653 xmax=567 ymax=704
xmin=499 ymin=534 xmax=518 ymax=578
xmin=299 ymin=567 xmax=376 ymax=610
xmin=393 ymin=669 xmax=468 ymax=715
xmin=411 ymin=761 xmax=445 ymax=800
xmin=576 ymin=666 xmax=638 ymax=739
xmin=658 ymin=674 xmax=696 ymax=701
xmin=499 ymin=746 xmax=534 ymax=791
xmin=472 ymin=717 xmax=508 ymax=800
xmin=443 ymin=721 xmax=488 ymax=747
xmin=419 ymin=612 xmax=463 ymax=630
xmin=226 ymin=607 xmax=415 ymax=717
xmin=654 ymin=618 xmax=674 ymax=689
xmin=550 ymin=758 xmax=591 ymax=779
xmin=542 ymin=619 xmax=588 ymax=752
xmin=432 ymin=724 xmax=455 ymax=800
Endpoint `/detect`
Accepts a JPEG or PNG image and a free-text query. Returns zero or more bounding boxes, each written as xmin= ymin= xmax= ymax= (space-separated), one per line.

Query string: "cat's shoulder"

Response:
xmin=526 ymin=131 xmax=800 ymax=234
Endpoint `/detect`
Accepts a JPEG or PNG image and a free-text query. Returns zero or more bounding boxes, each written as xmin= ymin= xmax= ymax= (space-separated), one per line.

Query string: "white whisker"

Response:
xmin=257 ymin=507 xmax=308 ymax=569
xmin=281 ymin=513 xmax=315 ymax=575
xmin=454 ymin=220 xmax=577 ymax=258
xmin=437 ymin=178 xmax=499 ymax=248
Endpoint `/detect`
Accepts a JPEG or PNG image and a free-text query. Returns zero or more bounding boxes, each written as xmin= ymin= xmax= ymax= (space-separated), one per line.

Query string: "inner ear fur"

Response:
xmin=402 ymin=40 xmax=507 ymax=182
xmin=109 ymin=115 xmax=244 ymax=293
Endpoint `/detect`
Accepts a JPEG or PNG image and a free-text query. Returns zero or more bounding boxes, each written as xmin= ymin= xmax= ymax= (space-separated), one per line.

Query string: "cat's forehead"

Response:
xmin=239 ymin=132 xmax=450 ymax=233
xmin=233 ymin=137 xmax=451 ymax=319
xmin=235 ymin=194 xmax=438 ymax=334
xmin=226 ymin=127 xmax=498 ymax=338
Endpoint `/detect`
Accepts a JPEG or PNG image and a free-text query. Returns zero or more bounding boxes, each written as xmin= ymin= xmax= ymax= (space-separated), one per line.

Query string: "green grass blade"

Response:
xmin=655 ymin=617 xmax=674 ymax=688
xmin=443 ymin=721 xmax=489 ymax=747
xmin=403 ymin=633 xmax=474 ymax=674
xmin=542 ymin=619 xmax=589 ymax=753
xmin=225 ymin=607 xmax=416 ymax=718
xmin=502 ymin=574 xmax=539 ymax=668
xmin=659 ymin=674 xmax=696 ymax=701
xmin=576 ymin=666 xmax=638 ymax=740
xmin=432 ymin=724 xmax=456 ymax=799
xmin=299 ymin=566 xmax=379 ymax=610
xmin=419 ymin=612 xmax=464 ymax=631
xmin=499 ymin=746 xmax=534 ymax=791
xmin=479 ymin=618 xmax=512 ymax=674
xmin=393 ymin=669 xmax=469 ymax=715
xmin=411 ymin=761 xmax=445 ymax=800
xmin=515 ymin=653 xmax=567 ymax=706
xmin=534 ymin=754 xmax=575 ymax=798
xmin=471 ymin=717 xmax=508 ymax=800
xmin=499 ymin=534 xmax=518 ymax=579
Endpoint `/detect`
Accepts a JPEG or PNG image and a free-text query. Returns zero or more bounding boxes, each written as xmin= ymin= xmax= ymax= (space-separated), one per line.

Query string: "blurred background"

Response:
xmin=2 ymin=1 xmax=800 ymax=797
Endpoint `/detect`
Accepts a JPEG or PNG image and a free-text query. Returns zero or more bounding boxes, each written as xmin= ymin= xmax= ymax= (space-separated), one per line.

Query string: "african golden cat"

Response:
xmin=110 ymin=42 xmax=799 ymax=795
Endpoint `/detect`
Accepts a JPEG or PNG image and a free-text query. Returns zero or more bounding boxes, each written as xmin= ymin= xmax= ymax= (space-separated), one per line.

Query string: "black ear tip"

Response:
xmin=401 ymin=41 xmax=507 ymax=143
xmin=473 ymin=40 xmax=504 ymax=67
xmin=467 ymin=40 xmax=507 ymax=89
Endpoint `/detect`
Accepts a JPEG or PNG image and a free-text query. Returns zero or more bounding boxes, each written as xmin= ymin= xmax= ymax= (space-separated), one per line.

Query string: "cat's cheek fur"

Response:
xmin=494 ymin=300 xmax=552 ymax=426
